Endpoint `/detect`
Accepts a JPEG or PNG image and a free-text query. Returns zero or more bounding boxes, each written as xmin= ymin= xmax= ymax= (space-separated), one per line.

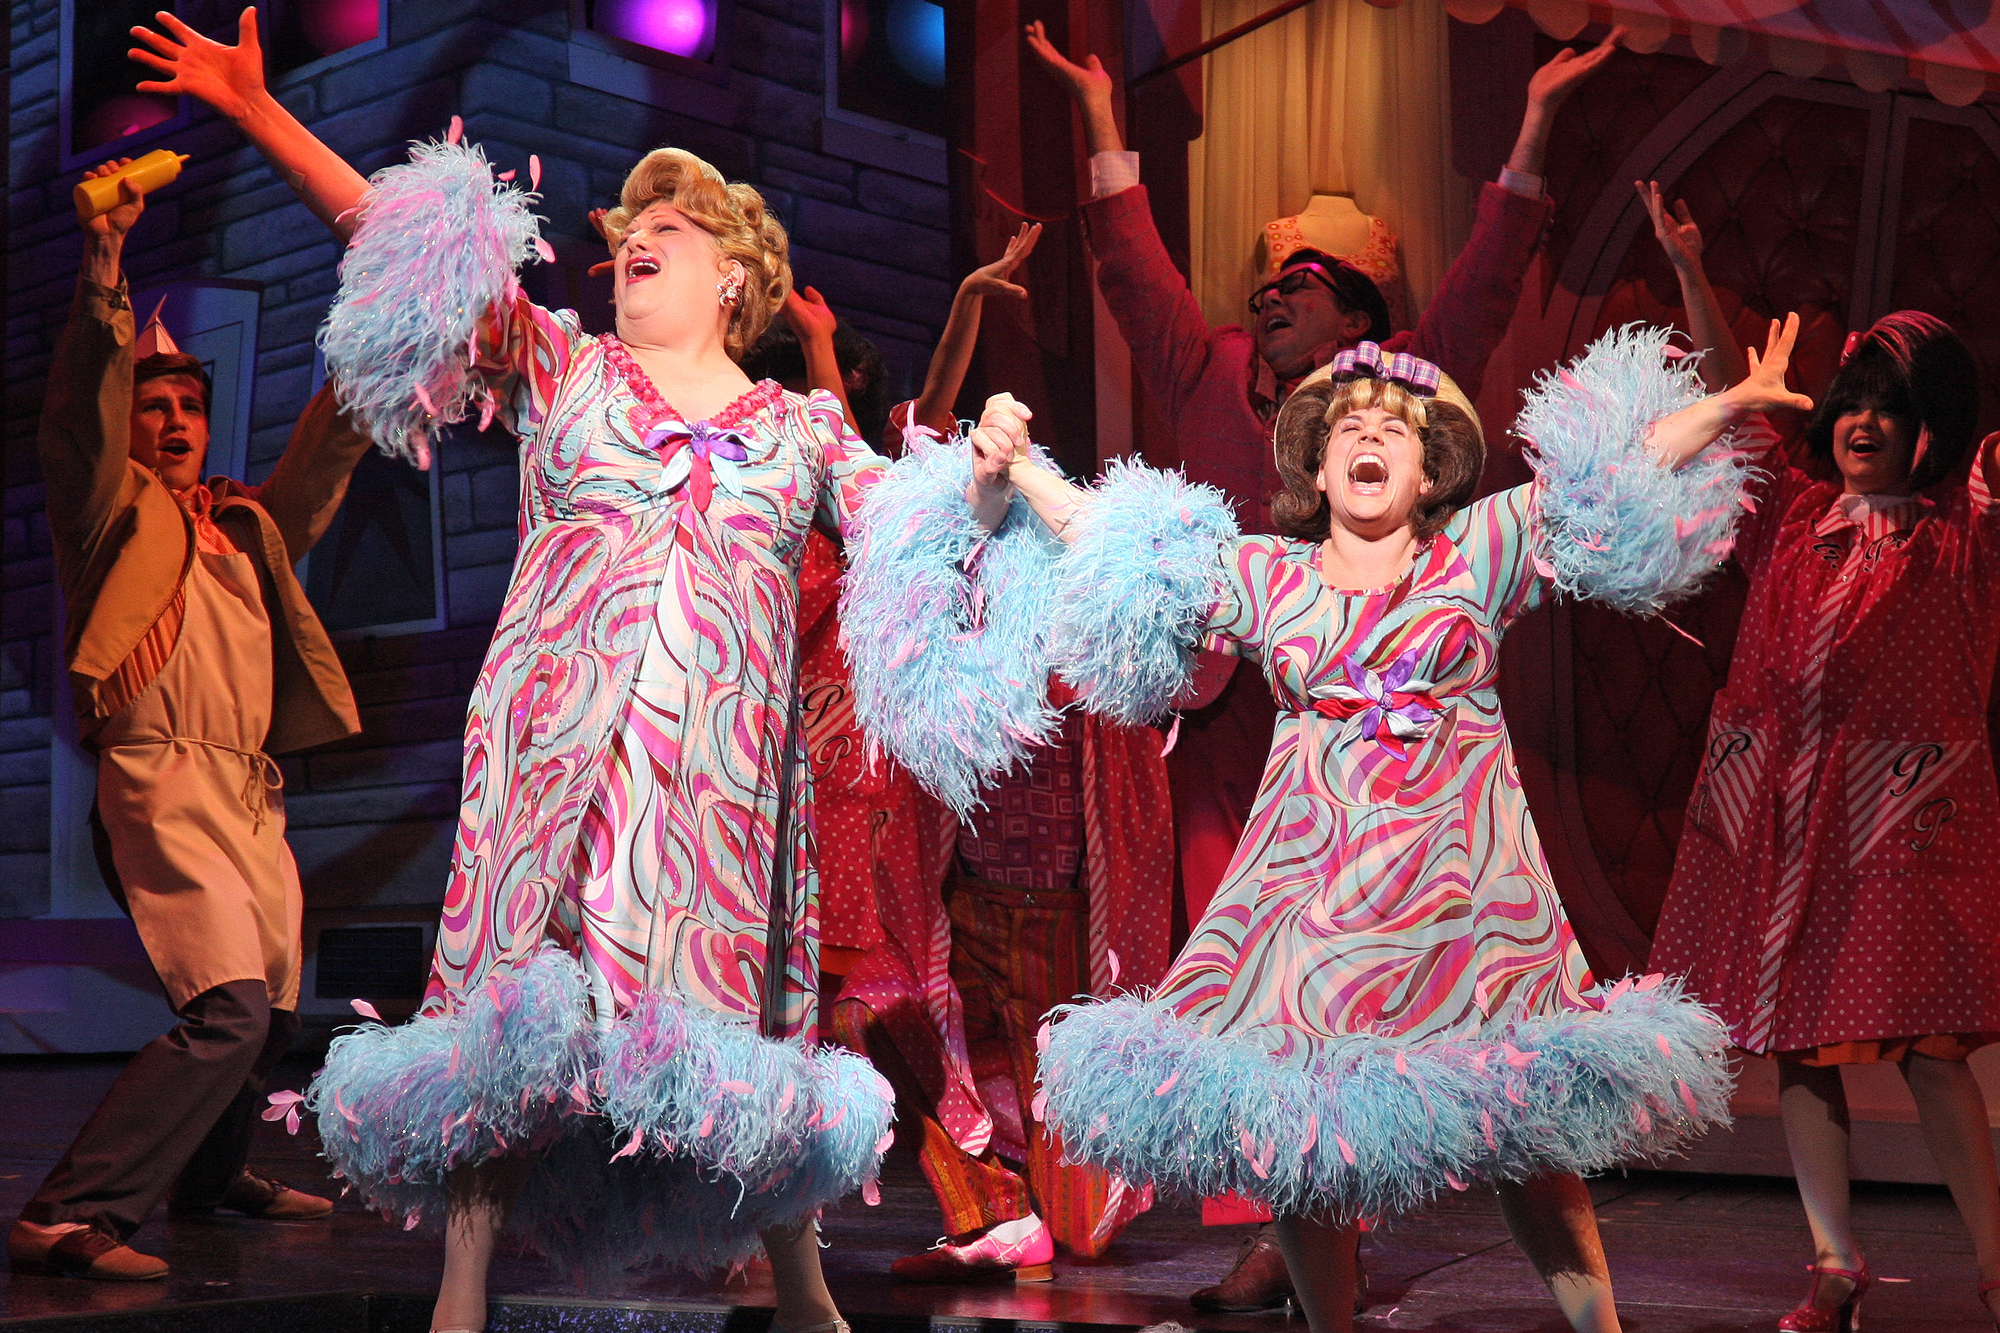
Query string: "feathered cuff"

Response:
xmin=320 ymin=136 xmax=545 ymax=468
xmin=1518 ymin=325 xmax=1760 ymax=615
xmin=1048 ymin=460 xmax=1238 ymax=724
xmin=840 ymin=430 xmax=1060 ymax=815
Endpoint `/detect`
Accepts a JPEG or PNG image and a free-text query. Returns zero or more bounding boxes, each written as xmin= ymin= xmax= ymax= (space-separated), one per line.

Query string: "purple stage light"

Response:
xmin=594 ymin=0 xmax=715 ymax=60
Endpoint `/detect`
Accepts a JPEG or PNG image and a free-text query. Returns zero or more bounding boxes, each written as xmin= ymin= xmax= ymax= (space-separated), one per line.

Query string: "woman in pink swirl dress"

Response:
xmin=130 ymin=13 xmax=1021 ymax=1333
xmin=972 ymin=324 xmax=1814 ymax=1333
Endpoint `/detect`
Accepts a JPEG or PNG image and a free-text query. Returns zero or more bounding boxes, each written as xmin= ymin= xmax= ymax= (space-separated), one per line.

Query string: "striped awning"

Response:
xmin=1435 ymin=0 xmax=1998 ymax=105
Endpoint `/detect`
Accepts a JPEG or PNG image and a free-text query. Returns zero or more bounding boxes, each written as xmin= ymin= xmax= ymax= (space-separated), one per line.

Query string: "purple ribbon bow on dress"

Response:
xmin=1312 ymin=650 xmax=1445 ymax=756
xmin=644 ymin=420 xmax=751 ymax=512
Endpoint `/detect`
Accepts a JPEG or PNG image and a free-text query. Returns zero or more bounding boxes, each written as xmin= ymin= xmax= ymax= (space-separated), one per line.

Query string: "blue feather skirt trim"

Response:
xmin=1519 ymin=324 xmax=1761 ymax=615
xmin=840 ymin=431 xmax=1060 ymax=813
xmin=307 ymin=949 xmax=892 ymax=1278
xmin=1048 ymin=460 xmax=1238 ymax=725
xmin=1039 ymin=979 xmax=1732 ymax=1223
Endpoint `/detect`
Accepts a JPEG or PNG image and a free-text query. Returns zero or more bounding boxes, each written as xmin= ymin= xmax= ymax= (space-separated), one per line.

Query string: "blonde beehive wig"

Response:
xmin=603 ymin=147 xmax=792 ymax=359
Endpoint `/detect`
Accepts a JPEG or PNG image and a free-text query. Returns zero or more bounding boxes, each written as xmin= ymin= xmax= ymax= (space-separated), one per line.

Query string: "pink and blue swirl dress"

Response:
xmin=1030 ymin=330 xmax=1748 ymax=1222
xmin=300 ymin=141 xmax=923 ymax=1277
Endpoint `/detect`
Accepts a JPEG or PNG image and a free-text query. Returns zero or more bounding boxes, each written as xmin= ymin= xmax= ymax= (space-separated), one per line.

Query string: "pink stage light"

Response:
xmin=80 ymin=93 xmax=175 ymax=151
xmin=298 ymin=0 xmax=381 ymax=55
xmin=594 ymin=0 xmax=715 ymax=59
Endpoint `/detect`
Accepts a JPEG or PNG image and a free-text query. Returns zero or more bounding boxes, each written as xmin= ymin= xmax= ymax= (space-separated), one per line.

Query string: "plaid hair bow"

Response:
xmin=1327 ymin=341 xmax=1442 ymax=396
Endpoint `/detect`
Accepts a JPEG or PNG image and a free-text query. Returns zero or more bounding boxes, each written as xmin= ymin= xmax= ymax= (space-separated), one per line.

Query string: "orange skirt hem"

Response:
xmin=1765 ymin=1032 xmax=2000 ymax=1066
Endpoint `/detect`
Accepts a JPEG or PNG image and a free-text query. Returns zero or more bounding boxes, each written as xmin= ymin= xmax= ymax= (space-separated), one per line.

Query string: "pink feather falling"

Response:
xmin=263 ymin=1089 xmax=305 ymax=1135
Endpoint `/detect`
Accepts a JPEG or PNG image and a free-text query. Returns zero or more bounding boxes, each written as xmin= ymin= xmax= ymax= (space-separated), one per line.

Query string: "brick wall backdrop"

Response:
xmin=3 ymin=0 xmax=954 ymax=936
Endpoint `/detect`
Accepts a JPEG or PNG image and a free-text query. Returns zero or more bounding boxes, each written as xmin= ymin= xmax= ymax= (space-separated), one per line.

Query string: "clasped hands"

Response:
xmin=967 ymin=393 xmax=1083 ymax=539
xmin=969 ymin=393 xmax=1037 ymax=497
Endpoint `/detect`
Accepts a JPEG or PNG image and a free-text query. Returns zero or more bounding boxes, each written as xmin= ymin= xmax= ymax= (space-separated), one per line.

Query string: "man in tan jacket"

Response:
xmin=9 ymin=159 xmax=373 ymax=1281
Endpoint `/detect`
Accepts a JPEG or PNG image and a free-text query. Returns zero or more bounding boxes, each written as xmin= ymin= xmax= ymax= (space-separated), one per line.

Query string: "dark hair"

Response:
xmin=1281 ymin=249 xmax=1393 ymax=344
xmin=1271 ymin=376 xmax=1483 ymax=542
xmin=738 ymin=317 xmax=890 ymax=445
xmin=133 ymin=352 xmax=212 ymax=415
xmin=1805 ymin=311 xmax=1978 ymax=492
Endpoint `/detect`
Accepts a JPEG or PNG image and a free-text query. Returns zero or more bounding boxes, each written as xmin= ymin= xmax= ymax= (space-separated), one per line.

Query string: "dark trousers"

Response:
xmin=23 ymin=979 xmax=300 ymax=1239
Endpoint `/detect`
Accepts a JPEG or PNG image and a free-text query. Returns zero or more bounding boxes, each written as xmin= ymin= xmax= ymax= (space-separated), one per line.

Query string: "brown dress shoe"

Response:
xmin=1190 ymin=1224 xmax=1293 ymax=1312
xmin=210 ymin=1168 xmax=333 ymax=1220
xmin=8 ymin=1221 xmax=168 ymax=1281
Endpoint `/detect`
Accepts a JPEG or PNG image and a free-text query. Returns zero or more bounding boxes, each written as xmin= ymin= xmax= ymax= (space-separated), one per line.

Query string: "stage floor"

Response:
xmin=2 ymin=1055 xmax=1994 ymax=1331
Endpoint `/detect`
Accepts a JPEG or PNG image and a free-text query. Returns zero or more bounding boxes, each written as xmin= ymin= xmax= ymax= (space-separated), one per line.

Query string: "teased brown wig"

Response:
xmin=1271 ymin=375 xmax=1483 ymax=543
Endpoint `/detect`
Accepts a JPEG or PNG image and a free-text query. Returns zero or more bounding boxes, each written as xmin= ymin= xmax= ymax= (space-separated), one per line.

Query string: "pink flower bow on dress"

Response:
xmin=644 ymin=420 xmax=751 ymax=512
xmin=1312 ymin=650 xmax=1444 ymax=756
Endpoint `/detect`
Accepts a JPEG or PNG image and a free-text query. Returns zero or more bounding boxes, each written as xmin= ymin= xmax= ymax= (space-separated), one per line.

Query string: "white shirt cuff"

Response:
xmin=1089 ymin=150 xmax=1141 ymax=201
xmin=1497 ymin=166 xmax=1545 ymax=199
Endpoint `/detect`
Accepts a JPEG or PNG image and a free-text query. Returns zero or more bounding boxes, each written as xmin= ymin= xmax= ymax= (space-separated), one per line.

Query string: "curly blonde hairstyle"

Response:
xmin=603 ymin=147 xmax=792 ymax=359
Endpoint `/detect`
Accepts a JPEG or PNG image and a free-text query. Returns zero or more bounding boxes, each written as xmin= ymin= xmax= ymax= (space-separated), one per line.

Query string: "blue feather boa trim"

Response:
xmin=307 ymin=949 xmax=892 ymax=1274
xmin=840 ymin=430 xmax=1060 ymax=813
xmin=309 ymin=945 xmax=596 ymax=1223
xmin=1519 ymin=324 xmax=1760 ymax=615
xmin=320 ymin=135 xmax=544 ymax=467
xmin=1040 ymin=979 xmax=1732 ymax=1222
xmin=1048 ymin=460 xmax=1238 ymax=724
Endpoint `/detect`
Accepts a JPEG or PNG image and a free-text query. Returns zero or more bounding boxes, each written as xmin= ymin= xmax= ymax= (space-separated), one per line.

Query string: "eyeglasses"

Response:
xmin=1249 ymin=263 xmax=1340 ymax=317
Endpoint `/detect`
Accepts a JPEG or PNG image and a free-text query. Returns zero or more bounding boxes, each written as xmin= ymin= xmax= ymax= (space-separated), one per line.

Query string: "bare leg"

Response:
xmin=1778 ymin=1061 xmax=1865 ymax=1276
xmin=762 ymin=1220 xmax=842 ymax=1331
xmin=1495 ymin=1172 xmax=1620 ymax=1333
xmin=431 ymin=1158 xmax=526 ymax=1333
xmin=1901 ymin=1052 xmax=2000 ymax=1319
xmin=1271 ymin=1214 xmax=1358 ymax=1333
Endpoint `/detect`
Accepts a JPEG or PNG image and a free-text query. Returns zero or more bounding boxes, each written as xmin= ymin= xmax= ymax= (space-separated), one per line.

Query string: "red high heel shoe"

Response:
xmin=1777 ymin=1263 xmax=1871 ymax=1333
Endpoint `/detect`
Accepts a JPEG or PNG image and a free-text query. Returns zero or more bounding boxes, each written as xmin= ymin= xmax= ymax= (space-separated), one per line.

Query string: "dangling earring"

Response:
xmin=718 ymin=271 xmax=744 ymax=307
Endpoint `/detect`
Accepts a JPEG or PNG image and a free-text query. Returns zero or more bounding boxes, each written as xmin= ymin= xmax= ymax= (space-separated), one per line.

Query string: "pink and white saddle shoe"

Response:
xmin=890 ymin=1216 xmax=1055 ymax=1284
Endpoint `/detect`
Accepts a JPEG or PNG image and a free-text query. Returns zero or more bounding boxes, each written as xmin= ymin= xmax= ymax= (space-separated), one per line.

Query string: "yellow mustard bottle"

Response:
xmin=74 ymin=150 xmax=190 ymax=222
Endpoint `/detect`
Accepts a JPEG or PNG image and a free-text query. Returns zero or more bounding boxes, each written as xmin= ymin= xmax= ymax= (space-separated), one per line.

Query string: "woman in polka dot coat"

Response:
xmin=1652 ymin=308 xmax=2000 ymax=1332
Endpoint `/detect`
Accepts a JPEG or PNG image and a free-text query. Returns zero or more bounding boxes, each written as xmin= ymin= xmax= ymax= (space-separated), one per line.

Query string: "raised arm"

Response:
xmin=131 ymin=8 xmax=369 ymax=241
xmin=1026 ymin=27 xmax=1222 ymax=425
xmin=1023 ymin=21 xmax=1122 ymax=156
xmin=40 ymin=160 xmax=147 ymax=560
xmin=250 ymin=385 xmax=373 ymax=561
xmin=1505 ymin=28 xmax=1626 ymax=180
xmin=1636 ymin=180 xmax=1747 ymax=391
xmin=1647 ymin=314 xmax=1813 ymax=469
xmin=910 ymin=223 xmax=1041 ymax=436
xmin=1406 ymin=29 xmax=1624 ymax=398
xmin=781 ymin=286 xmax=861 ymax=434
xmin=136 ymin=7 xmax=558 ymax=466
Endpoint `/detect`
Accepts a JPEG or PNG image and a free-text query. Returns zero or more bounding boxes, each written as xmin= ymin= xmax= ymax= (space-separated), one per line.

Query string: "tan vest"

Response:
xmin=38 ymin=277 xmax=369 ymax=753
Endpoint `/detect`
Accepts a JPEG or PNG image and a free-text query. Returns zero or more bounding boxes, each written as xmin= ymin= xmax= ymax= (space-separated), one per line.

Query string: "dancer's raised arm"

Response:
xmin=131 ymin=7 xmax=370 ymax=240
xmin=1637 ymin=179 xmax=1747 ymax=391
xmin=1643 ymin=314 xmax=1813 ymax=468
